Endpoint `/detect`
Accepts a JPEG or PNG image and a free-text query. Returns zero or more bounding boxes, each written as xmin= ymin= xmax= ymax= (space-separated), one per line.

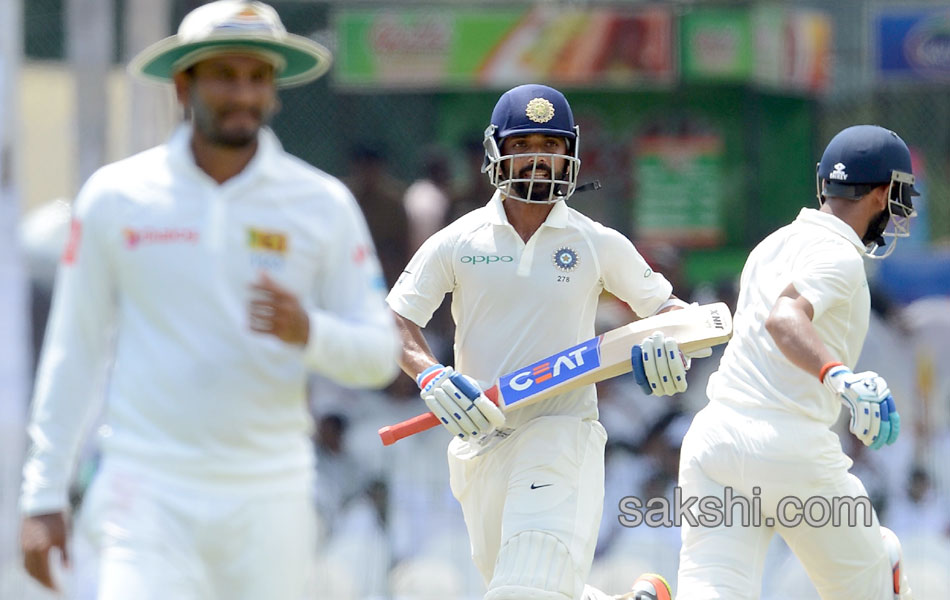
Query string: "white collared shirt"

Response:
xmin=387 ymin=191 xmax=672 ymax=431
xmin=708 ymin=207 xmax=871 ymax=425
xmin=21 ymin=125 xmax=398 ymax=514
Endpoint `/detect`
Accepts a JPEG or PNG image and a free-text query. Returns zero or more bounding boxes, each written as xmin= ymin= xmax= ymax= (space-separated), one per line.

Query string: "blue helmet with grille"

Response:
xmin=816 ymin=125 xmax=918 ymax=258
xmin=483 ymin=84 xmax=581 ymax=204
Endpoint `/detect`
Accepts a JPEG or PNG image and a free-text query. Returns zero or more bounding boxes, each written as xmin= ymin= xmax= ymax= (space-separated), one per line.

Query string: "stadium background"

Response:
xmin=1 ymin=1 xmax=949 ymax=598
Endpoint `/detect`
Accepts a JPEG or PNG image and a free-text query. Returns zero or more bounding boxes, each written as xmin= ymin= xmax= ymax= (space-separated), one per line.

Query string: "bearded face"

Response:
xmin=497 ymin=134 xmax=572 ymax=203
xmin=179 ymin=55 xmax=279 ymax=149
xmin=508 ymin=161 xmax=570 ymax=202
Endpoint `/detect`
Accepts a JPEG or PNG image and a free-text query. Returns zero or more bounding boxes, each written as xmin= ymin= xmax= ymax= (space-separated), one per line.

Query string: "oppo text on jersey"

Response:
xmin=459 ymin=255 xmax=514 ymax=264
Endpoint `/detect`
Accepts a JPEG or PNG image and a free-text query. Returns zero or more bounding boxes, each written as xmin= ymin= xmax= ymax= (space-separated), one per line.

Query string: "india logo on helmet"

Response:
xmin=525 ymin=97 xmax=555 ymax=123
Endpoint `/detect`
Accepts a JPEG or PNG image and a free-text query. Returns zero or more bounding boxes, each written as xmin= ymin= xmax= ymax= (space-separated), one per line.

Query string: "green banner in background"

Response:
xmin=334 ymin=6 xmax=676 ymax=89
xmin=680 ymin=8 xmax=752 ymax=82
xmin=633 ymin=134 xmax=726 ymax=247
xmin=336 ymin=10 xmax=523 ymax=88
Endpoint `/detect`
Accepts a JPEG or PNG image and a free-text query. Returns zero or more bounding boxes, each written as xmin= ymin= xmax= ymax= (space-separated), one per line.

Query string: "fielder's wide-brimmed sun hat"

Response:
xmin=129 ymin=0 xmax=332 ymax=88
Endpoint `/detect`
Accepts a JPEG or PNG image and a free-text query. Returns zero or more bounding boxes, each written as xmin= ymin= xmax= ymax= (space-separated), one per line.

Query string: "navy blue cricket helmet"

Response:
xmin=816 ymin=125 xmax=918 ymax=258
xmin=483 ymin=84 xmax=581 ymax=203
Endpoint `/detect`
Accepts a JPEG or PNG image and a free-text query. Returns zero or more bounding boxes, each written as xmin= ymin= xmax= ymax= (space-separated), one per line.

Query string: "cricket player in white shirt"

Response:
xmin=387 ymin=83 xmax=689 ymax=600
xmin=18 ymin=2 xmax=398 ymax=598
xmin=676 ymin=125 xmax=916 ymax=600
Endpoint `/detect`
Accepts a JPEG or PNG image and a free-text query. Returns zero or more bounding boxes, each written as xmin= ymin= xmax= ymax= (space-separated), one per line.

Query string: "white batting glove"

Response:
xmin=631 ymin=332 xmax=690 ymax=396
xmin=416 ymin=364 xmax=506 ymax=441
xmin=823 ymin=365 xmax=900 ymax=450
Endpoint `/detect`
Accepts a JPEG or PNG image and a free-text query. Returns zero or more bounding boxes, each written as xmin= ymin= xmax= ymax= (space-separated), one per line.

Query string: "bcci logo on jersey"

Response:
xmin=499 ymin=337 xmax=602 ymax=405
xmin=553 ymin=247 xmax=579 ymax=272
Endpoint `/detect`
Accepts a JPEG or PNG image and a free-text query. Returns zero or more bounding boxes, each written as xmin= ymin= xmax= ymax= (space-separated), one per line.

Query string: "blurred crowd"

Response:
xmin=13 ymin=142 xmax=950 ymax=599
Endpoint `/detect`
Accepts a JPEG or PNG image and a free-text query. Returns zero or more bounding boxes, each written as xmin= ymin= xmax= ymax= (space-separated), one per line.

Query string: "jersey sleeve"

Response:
xmin=303 ymin=183 xmax=399 ymax=388
xmin=790 ymin=239 xmax=865 ymax=320
xmin=21 ymin=172 xmax=118 ymax=515
xmin=597 ymin=227 xmax=673 ymax=317
xmin=385 ymin=227 xmax=456 ymax=327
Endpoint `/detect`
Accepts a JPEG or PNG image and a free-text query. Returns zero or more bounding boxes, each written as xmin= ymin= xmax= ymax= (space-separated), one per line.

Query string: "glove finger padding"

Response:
xmin=887 ymin=399 xmax=901 ymax=445
xmin=650 ymin=337 xmax=677 ymax=396
xmin=439 ymin=376 xmax=491 ymax=433
xmin=866 ymin=402 xmax=882 ymax=447
xmin=463 ymin=382 xmax=506 ymax=430
xmin=663 ymin=336 xmax=688 ymax=393
xmin=639 ymin=332 xmax=688 ymax=397
xmin=631 ymin=345 xmax=654 ymax=395
xmin=431 ymin=386 xmax=482 ymax=439
xmin=474 ymin=394 xmax=506 ymax=429
xmin=871 ymin=392 xmax=900 ymax=448
xmin=865 ymin=374 xmax=889 ymax=448
xmin=639 ymin=335 xmax=663 ymax=395
xmin=850 ymin=400 xmax=873 ymax=445
xmin=447 ymin=372 xmax=505 ymax=429
xmin=871 ymin=409 xmax=890 ymax=451
xmin=422 ymin=389 xmax=466 ymax=438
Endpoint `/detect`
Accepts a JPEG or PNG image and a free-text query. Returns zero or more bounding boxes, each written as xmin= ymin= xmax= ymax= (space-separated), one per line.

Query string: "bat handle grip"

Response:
xmin=378 ymin=412 xmax=441 ymax=446
xmin=378 ymin=385 xmax=500 ymax=446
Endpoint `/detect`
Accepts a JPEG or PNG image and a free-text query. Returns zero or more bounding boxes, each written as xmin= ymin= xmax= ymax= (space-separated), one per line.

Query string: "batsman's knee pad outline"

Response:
xmin=486 ymin=530 xmax=579 ymax=600
xmin=485 ymin=585 xmax=569 ymax=600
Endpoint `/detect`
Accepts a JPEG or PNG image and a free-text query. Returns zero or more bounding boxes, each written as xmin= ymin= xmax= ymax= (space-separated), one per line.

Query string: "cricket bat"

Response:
xmin=379 ymin=302 xmax=732 ymax=446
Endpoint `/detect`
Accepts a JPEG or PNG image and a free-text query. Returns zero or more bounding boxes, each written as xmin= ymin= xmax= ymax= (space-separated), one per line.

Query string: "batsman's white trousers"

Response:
xmin=77 ymin=459 xmax=317 ymax=600
xmin=676 ymin=400 xmax=892 ymax=600
xmin=448 ymin=416 xmax=607 ymax=598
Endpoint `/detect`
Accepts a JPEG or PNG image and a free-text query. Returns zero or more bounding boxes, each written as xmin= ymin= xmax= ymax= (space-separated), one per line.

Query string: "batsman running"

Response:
xmin=387 ymin=83 xmax=694 ymax=600
xmin=676 ymin=125 xmax=916 ymax=599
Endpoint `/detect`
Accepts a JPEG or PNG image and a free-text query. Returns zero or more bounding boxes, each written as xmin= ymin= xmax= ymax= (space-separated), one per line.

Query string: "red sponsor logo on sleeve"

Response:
xmin=124 ymin=228 xmax=141 ymax=248
xmin=62 ymin=218 xmax=82 ymax=265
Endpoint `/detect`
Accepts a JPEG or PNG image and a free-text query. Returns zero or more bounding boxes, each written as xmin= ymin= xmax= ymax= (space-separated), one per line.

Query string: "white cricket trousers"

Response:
xmin=77 ymin=459 xmax=317 ymax=600
xmin=676 ymin=400 xmax=892 ymax=600
xmin=448 ymin=416 xmax=608 ymax=599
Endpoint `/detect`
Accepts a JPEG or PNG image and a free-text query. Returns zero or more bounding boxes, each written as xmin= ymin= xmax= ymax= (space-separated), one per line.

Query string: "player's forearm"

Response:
xmin=303 ymin=309 xmax=399 ymax=387
xmin=22 ymin=340 xmax=109 ymax=514
xmin=392 ymin=310 xmax=439 ymax=379
xmin=23 ymin=218 xmax=117 ymax=514
xmin=765 ymin=295 xmax=837 ymax=380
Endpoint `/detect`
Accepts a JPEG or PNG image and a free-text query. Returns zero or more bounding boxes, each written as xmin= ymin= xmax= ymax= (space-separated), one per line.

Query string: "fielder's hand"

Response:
xmin=21 ymin=512 xmax=69 ymax=591
xmin=417 ymin=364 xmax=505 ymax=441
xmin=249 ymin=272 xmax=310 ymax=345
xmin=631 ymin=332 xmax=690 ymax=396
xmin=824 ymin=365 xmax=900 ymax=450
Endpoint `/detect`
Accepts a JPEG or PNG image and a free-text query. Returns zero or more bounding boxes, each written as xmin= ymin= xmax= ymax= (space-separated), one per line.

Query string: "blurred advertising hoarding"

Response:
xmin=901 ymin=147 xmax=929 ymax=248
xmin=874 ymin=6 xmax=950 ymax=82
xmin=334 ymin=6 xmax=676 ymax=89
xmin=763 ymin=6 xmax=831 ymax=93
xmin=632 ymin=133 xmax=725 ymax=248
xmin=335 ymin=5 xmax=829 ymax=93
xmin=680 ymin=5 xmax=830 ymax=92
xmin=680 ymin=7 xmax=752 ymax=82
